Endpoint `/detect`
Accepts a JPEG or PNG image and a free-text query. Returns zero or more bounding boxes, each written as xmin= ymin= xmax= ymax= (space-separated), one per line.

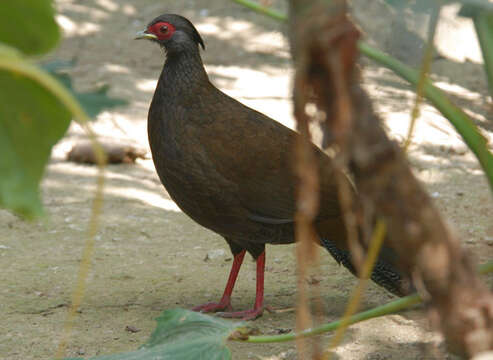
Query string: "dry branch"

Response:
xmin=288 ymin=0 xmax=493 ymax=357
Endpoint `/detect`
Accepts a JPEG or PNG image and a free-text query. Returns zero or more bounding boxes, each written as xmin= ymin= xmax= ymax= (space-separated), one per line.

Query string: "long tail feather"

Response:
xmin=320 ymin=238 xmax=414 ymax=297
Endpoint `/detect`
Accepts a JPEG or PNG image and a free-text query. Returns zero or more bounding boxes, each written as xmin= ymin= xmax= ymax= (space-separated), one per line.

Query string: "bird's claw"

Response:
xmin=216 ymin=307 xmax=263 ymax=321
xmin=192 ymin=301 xmax=232 ymax=313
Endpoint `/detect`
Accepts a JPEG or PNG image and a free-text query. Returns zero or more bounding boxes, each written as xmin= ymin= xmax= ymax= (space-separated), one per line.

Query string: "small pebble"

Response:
xmin=204 ymin=249 xmax=226 ymax=261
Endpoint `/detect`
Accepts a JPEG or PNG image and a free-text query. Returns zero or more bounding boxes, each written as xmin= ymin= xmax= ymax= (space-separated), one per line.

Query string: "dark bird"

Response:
xmin=135 ymin=14 xmax=413 ymax=320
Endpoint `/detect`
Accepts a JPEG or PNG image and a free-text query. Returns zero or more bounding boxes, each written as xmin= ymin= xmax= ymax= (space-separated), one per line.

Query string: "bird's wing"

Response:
xmin=197 ymin=91 xmax=341 ymax=223
xmin=247 ymin=213 xmax=293 ymax=224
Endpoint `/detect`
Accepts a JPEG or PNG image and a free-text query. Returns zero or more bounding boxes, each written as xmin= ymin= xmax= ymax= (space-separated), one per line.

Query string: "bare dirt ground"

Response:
xmin=1 ymin=1 xmax=492 ymax=359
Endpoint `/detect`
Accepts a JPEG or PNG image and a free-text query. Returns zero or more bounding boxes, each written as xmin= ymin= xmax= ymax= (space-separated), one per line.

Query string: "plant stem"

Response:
xmin=360 ymin=41 xmax=493 ymax=193
xmin=404 ymin=3 xmax=441 ymax=151
xmin=240 ymin=260 xmax=493 ymax=343
xmin=246 ymin=294 xmax=420 ymax=343
xmin=0 ymin=48 xmax=107 ymax=359
xmin=231 ymin=0 xmax=287 ymax=22
xmin=54 ymin=124 xmax=105 ymax=359
xmin=473 ymin=11 xmax=493 ymax=97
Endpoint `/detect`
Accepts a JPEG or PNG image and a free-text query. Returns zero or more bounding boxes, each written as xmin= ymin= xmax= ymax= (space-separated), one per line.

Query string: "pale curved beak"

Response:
xmin=135 ymin=30 xmax=157 ymax=40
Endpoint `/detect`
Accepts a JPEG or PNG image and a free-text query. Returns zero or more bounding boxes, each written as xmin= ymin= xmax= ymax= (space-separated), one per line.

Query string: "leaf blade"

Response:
xmin=0 ymin=0 xmax=60 ymax=55
xmin=0 ymin=68 xmax=71 ymax=217
xmin=63 ymin=309 xmax=242 ymax=360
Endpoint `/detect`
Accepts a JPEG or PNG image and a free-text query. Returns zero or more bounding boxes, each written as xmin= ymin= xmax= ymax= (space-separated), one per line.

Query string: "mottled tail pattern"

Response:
xmin=320 ymin=238 xmax=412 ymax=297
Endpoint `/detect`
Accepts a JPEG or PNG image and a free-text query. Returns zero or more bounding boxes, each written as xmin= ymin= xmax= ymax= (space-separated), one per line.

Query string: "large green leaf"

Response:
xmin=0 ymin=0 xmax=60 ymax=56
xmin=66 ymin=309 xmax=242 ymax=360
xmin=0 ymin=46 xmax=127 ymax=217
xmin=0 ymin=64 xmax=71 ymax=218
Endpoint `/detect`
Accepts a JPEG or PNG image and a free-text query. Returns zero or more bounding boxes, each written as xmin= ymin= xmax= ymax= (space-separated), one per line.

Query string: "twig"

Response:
xmin=404 ymin=3 xmax=441 ymax=151
xmin=293 ymin=45 xmax=321 ymax=359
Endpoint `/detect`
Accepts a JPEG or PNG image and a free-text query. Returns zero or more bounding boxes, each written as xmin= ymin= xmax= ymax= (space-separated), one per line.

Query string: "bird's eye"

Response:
xmin=160 ymin=25 xmax=168 ymax=33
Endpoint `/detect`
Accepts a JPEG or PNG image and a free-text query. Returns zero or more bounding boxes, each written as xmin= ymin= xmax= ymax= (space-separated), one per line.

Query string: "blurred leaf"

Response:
xmin=0 ymin=68 xmax=71 ymax=217
xmin=383 ymin=0 xmax=435 ymax=12
xmin=459 ymin=6 xmax=493 ymax=97
xmin=457 ymin=0 xmax=493 ymax=12
xmin=42 ymin=61 xmax=128 ymax=118
xmin=0 ymin=0 xmax=60 ymax=56
xmin=384 ymin=0 xmax=493 ymax=13
xmin=0 ymin=52 xmax=125 ymax=217
xmin=64 ymin=309 xmax=242 ymax=360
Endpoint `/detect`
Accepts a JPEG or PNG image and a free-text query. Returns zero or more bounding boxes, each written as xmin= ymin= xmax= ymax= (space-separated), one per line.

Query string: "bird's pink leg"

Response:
xmin=217 ymin=251 xmax=265 ymax=320
xmin=192 ymin=250 xmax=246 ymax=313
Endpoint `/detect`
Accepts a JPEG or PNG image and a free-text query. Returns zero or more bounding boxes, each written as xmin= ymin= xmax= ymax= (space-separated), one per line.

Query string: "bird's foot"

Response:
xmin=216 ymin=307 xmax=263 ymax=321
xmin=192 ymin=300 xmax=232 ymax=313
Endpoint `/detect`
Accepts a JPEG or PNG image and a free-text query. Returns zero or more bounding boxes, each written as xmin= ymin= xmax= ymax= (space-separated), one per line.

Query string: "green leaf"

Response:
xmin=0 ymin=51 xmax=127 ymax=217
xmin=0 ymin=0 xmax=60 ymax=56
xmin=67 ymin=309 xmax=242 ymax=360
xmin=0 ymin=67 xmax=71 ymax=218
xmin=384 ymin=0 xmax=493 ymax=13
xmin=42 ymin=61 xmax=128 ymax=118
xmin=459 ymin=6 xmax=493 ymax=97
xmin=457 ymin=0 xmax=493 ymax=12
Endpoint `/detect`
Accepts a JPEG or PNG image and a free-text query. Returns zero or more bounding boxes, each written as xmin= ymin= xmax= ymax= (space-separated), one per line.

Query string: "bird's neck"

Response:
xmin=159 ymin=48 xmax=209 ymax=90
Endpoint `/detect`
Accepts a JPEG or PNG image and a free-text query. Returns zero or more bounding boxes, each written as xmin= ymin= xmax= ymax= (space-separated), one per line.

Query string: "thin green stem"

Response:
xmin=0 ymin=49 xmax=107 ymax=359
xmin=240 ymin=260 xmax=493 ymax=343
xmin=359 ymin=42 xmax=493 ymax=193
xmin=404 ymin=4 xmax=441 ymax=151
xmin=231 ymin=0 xmax=287 ymax=22
xmin=246 ymin=294 xmax=420 ymax=343
xmin=54 ymin=123 xmax=105 ymax=359
xmin=473 ymin=11 xmax=493 ymax=97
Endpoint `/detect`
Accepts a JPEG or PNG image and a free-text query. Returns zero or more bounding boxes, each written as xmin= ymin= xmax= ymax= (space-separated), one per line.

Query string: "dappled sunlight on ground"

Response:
xmin=104 ymin=186 xmax=181 ymax=212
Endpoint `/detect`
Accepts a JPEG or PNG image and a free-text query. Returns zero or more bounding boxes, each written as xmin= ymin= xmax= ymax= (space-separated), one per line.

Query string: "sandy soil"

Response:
xmin=1 ymin=1 xmax=492 ymax=359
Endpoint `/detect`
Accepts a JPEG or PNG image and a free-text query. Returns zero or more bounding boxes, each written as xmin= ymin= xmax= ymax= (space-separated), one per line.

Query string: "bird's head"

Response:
xmin=135 ymin=14 xmax=205 ymax=53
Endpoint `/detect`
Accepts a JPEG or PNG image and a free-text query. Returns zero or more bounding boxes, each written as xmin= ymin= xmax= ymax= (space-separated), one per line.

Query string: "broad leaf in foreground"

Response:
xmin=0 ymin=64 xmax=71 ymax=217
xmin=0 ymin=0 xmax=60 ymax=56
xmin=66 ymin=309 xmax=243 ymax=360
xmin=0 ymin=52 xmax=127 ymax=217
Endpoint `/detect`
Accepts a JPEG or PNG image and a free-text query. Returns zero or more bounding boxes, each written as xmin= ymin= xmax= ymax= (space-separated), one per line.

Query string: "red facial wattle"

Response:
xmin=148 ymin=21 xmax=176 ymax=41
